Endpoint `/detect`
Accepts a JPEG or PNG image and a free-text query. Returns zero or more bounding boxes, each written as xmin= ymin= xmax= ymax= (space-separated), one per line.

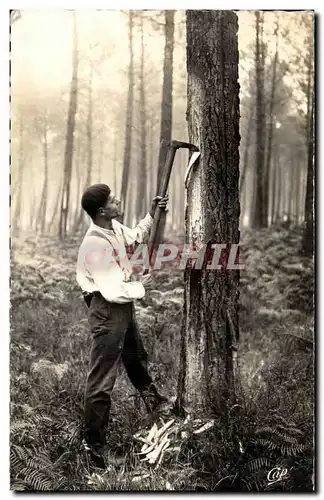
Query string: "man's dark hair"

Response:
xmin=81 ymin=184 xmax=111 ymax=219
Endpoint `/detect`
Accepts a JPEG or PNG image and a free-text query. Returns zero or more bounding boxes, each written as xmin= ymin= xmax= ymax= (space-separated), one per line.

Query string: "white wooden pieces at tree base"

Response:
xmin=133 ymin=415 xmax=215 ymax=469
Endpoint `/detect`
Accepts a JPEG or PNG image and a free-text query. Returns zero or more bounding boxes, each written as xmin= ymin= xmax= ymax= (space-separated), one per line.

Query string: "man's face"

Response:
xmin=101 ymin=193 xmax=121 ymax=219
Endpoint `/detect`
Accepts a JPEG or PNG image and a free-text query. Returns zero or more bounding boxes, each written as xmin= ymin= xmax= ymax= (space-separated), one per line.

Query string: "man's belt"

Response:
xmin=82 ymin=291 xmax=101 ymax=308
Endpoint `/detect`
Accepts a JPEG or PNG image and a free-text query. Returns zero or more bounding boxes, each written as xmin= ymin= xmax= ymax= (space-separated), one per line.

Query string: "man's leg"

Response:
xmin=84 ymin=296 xmax=131 ymax=456
xmin=121 ymin=305 xmax=167 ymax=413
xmin=84 ymin=335 xmax=121 ymax=452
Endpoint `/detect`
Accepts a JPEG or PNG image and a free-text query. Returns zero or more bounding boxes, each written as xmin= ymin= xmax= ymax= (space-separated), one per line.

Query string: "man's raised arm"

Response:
xmin=116 ymin=195 xmax=169 ymax=246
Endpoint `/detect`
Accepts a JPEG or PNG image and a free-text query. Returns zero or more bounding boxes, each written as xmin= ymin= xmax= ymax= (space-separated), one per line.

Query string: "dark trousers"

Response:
xmin=84 ymin=293 xmax=161 ymax=451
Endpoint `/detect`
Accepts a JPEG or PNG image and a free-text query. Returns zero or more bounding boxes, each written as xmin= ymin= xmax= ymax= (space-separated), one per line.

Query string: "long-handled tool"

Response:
xmin=145 ymin=140 xmax=199 ymax=272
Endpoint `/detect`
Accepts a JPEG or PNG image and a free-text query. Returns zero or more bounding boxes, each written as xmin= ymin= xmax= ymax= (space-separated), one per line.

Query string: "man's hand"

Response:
xmin=139 ymin=273 xmax=153 ymax=290
xmin=149 ymin=195 xmax=169 ymax=218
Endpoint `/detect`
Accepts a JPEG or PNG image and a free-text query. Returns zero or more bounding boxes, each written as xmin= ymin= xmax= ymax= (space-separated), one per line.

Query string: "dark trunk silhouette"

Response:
xmin=37 ymin=117 xmax=49 ymax=234
xmin=252 ymin=11 xmax=266 ymax=228
xmin=136 ymin=14 xmax=147 ymax=219
xmin=13 ymin=118 xmax=24 ymax=234
xmin=59 ymin=11 xmax=78 ymax=239
xmin=301 ymin=90 xmax=314 ymax=256
xmin=264 ymin=18 xmax=279 ymax=225
xmin=120 ymin=10 xmax=134 ymax=221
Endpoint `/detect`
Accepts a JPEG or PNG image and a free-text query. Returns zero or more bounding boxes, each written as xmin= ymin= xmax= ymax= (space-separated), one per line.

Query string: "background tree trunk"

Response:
xmin=274 ymin=151 xmax=281 ymax=222
xmin=270 ymin=150 xmax=277 ymax=224
xmin=59 ymin=11 xmax=78 ymax=239
xmin=177 ymin=10 xmax=240 ymax=415
xmin=50 ymin=179 xmax=63 ymax=233
xmin=252 ymin=11 xmax=266 ymax=228
xmin=239 ymin=107 xmax=252 ymax=199
xmin=301 ymin=89 xmax=314 ymax=255
xmin=37 ymin=116 xmax=49 ymax=234
xmin=13 ymin=118 xmax=24 ymax=234
xmin=120 ymin=10 xmax=134 ymax=220
xmin=264 ymin=18 xmax=279 ymax=226
xmin=295 ymin=157 xmax=301 ymax=223
xmin=136 ymin=14 xmax=147 ymax=219
xmin=73 ymin=138 xmax=82 ymax=231
xmin=113 ymin=128 xmax=117 ymax=195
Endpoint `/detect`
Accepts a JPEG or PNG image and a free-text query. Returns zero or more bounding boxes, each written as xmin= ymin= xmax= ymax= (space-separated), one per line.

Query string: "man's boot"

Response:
xmin=140 ymin=384 xmax=173 ymax=416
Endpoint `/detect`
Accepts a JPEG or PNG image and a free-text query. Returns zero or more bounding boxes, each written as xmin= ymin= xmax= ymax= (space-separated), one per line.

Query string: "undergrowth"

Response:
xmin=10 ymin=223 xmax=314 ymax=491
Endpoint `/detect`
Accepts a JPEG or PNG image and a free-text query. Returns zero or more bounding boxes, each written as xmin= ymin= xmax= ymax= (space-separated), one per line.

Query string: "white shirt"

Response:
xmin=76 ymin=213 xmax=153 ymax=304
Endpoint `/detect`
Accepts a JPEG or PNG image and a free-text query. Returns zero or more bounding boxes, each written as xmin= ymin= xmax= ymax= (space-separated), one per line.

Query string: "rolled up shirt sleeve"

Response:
xmin=82 ymin=237 xmax=145 ymax=303
xmin=117 ymin=213 xmax=154 ymax=245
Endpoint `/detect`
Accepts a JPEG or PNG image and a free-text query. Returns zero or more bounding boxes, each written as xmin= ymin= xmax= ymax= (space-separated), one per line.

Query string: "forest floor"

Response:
xmin=10 ymin=223 xmax=314 ymax=492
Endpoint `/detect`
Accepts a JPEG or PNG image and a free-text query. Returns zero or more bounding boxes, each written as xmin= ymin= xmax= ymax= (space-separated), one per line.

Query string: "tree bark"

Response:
xmin=74 ymin=61 xmax=94 ymax=233
xmin=301 ymin=89 xmax=314 ymax=255
xmin=59 ymin=11 xmax=78 ymax=239
xmin=270 ymin=150 xmax=277 ymax=224
xmin=85 ymin=63 xmax=93 ymax=190
xmin=273 ymin=151 xmax=280 ymax=222
xmin=301 ymin=18 xmax=314 ymax=255
xmin=148 ymin=117 xmax=155 ymax=205
xmin=120 ymin=10 xmax=134 ymax=220
xmin=37 ymin=116 xmax=49 ymax=234
xmin=13 ymin=118 xmax=24 ymax=234
xmin=113 ymin=128 xmax=117 ymax=195
xmin=252 ymin=11 xmax=266 ymax=228
xmin=264 ymin=18 xmax=279 ymax=226
xmin=73 ymin=138 xmax=82 ymax=231
xmin=287 ymin=159 xmax=294 ymax=221
xmin=295 ymin=158 xmax=301 ymax=223
xmin=239 ymin=107 xmax=252 ymax=198
xmin=177 ymin=10 xmax=240 ymax=415
xmin=49 ymin=179 xmax=63 ymax=233
xmin=136 ymin=14 xmax=147 ymax=219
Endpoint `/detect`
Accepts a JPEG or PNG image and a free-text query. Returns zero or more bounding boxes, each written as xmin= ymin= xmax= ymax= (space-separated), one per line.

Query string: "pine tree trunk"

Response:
xmin=288 ymin=159 xmax=294 ymax=221
xmin=239 ymin=108 xmax=252 ymax=198
xmin=59 ymin=11 xmax=78 ymax=239
xmin=120 ymin=10 xmax=134 ymax=220
xmin=249 ymin=165 xmax=257 ymax=227
xmin=301 ymin=89 xmax=314 ymax=255
xmin=148 ymin=118 xmax=154 ymax=205
xmin=252 ymin=11 xmax=266 ymax=228
xmin=270 ymin=151 xmax=277 ymax=224
xmin=73 ymin=139 xmax=82 ymax=231
xmin=274 ymin=151 xmax=281 ymax=222
xmin=50 ymin=179 xmax=63 ymax=233
xmin=177 ymin=10 xmax=240 ymax=415
xmin=85 ymin=63 xmax=93 ymax=190
xmin=136 ymin=14 xmax=147 ymax=219
xmin=37 ymin=118 xmax=49 ymax=234
xmin=113 ymin=129 xmax=117 ymax=194
xmin=295 ymin=158 xmax=301 ymax=223
xmin=74 ymin=62 xmax=93 ymax=233
xmin=264 ymin=18 xmax=279 ymax=226
xmin=13 ymin=118 xmax=24 ymax=234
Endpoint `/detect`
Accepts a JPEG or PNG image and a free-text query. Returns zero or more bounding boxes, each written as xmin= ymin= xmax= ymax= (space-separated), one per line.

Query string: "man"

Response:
xmin=76 ymin=183 xmax=169 ymax=468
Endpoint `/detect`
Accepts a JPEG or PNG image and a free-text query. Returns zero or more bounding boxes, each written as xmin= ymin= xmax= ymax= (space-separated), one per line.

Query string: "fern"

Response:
xmin=17 ymin=468 xmax=53 ymax=491
xmin=239 ymin=457 xmax=274 ymax=476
